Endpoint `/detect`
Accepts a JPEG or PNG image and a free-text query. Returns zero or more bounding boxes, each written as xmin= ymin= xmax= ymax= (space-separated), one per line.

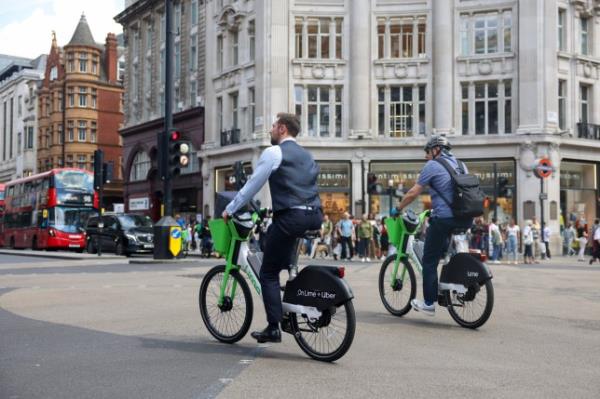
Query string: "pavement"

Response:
xmin=0 ymin=252 xmax=599 ymax=398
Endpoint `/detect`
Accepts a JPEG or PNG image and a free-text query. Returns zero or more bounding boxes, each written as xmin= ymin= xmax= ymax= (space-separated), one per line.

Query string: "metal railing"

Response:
xmin=576 ymin=122 xmax=600 ymax=140
xmin=220 ymin=129 xmax=241 ymax=146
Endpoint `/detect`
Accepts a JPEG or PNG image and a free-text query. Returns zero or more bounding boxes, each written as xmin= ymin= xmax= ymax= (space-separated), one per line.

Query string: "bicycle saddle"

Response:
xmin=302 ymin=229 xmax=321 ymax=240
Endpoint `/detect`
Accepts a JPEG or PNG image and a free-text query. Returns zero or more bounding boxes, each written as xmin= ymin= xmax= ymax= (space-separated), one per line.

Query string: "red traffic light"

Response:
xmin=170 ymin=130 xmax=181 ymax=141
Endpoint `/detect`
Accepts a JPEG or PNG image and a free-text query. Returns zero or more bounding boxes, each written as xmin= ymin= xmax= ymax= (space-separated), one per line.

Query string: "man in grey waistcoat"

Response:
xmin=223 ymin=113 xmax=322 ymax=343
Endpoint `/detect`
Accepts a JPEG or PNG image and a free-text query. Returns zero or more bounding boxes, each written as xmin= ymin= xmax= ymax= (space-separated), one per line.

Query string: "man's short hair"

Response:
xmin=276 ymin=113 xmax=301 ymax=137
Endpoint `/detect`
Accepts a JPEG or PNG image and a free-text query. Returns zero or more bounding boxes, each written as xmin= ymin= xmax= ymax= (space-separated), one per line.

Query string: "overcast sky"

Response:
xmin=0 ymin=0 xmax=124 ymax=59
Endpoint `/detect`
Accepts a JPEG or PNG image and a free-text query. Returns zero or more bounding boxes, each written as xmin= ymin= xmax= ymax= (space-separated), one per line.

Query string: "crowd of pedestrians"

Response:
xmin=171 ymin=211 xmax=600 ymax=266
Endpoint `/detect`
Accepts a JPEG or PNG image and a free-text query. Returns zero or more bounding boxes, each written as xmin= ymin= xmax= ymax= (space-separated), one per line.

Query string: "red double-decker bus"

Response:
xmin=2 ymin=169 xmax=98 ymax=250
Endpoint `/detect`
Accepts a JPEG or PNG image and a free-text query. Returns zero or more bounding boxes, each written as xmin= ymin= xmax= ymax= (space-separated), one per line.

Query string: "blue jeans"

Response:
xmin=506 ymin=235 xmax=518 ymax=262
xmin=491 ymin=243 xmax=501 ymax=261
xmin=422 ymin=217 xmax=473 ymax=305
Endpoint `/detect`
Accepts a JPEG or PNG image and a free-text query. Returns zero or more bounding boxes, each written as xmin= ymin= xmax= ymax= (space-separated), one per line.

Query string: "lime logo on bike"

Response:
xmin=169 ymin=226 xmax=182 ymax=257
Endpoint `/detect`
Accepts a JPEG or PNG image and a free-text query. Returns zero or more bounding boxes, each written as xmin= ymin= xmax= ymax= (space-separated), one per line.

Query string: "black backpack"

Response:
xmin=430 ymin=158 xmax=485 ymax=219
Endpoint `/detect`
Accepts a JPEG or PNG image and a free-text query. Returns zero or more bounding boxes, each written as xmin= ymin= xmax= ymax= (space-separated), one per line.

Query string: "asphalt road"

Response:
xmin=1 ymin=254 xmax=599 ymax=398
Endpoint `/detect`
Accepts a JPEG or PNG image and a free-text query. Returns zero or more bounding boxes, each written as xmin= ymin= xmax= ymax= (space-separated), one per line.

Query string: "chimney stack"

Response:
xmin=105 ymin=33 xmax=118 ymax=83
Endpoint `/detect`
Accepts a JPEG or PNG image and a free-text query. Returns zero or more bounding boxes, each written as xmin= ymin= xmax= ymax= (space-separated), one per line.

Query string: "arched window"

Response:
xmin=129 ymin=151 xmax=151 ymax=182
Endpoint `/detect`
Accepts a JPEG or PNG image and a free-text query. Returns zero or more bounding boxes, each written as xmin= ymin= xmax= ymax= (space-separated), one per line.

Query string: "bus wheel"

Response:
xmin=32 ymin=237 xmax=38 ymax=250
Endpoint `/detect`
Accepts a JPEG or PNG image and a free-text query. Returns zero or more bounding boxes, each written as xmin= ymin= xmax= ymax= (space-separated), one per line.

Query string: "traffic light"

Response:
xmin=498 ymin=176 xmax=511 ymax=198
xmin=93 ymin=149 xmax=104 ymax=190
xmin=168 ymin=129 xmax=191 ymax=177
xmin=103 ymin=162 xmax=114 ymax=184
xmin=367 ymin=173 xmax=383 ymax=195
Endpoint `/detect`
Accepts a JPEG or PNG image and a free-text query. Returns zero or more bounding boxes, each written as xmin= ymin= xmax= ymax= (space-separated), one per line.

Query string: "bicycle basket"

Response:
xmin=208 ymin=219 xmax=231 ymax=255
xmin=385 ymin=217 xmax=404 ymax=245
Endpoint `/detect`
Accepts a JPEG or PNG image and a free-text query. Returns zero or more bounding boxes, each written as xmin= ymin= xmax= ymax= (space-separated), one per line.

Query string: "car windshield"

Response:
xmin=54 ymin=170 xmax=94 ymax=192
xmin=117 ymin=215 xmax=153 ymax=229
xmin=50 ymin=207 xmax=99 ymax=233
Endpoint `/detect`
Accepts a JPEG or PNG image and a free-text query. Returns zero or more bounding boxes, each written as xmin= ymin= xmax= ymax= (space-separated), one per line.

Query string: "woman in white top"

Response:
xmin=506 ymin=219 xmax=520 ymax=265
xmin=578 ymin=228 xmax=588 ymax=261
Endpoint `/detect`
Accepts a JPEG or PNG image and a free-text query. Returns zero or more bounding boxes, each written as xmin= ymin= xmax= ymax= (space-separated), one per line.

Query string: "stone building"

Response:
xmin=0 ymin=55 xmax=46 ymax=181
xmin=115 ymin=0 xmax=206 ymax=221
xmin=198 ymin=0 xmax=600 ymax=253
xmin=37 ymin=16 xmax=124 ymax=206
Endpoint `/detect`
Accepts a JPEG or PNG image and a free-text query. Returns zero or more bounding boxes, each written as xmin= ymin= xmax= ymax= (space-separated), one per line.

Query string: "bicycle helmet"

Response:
xmin=424 ymin=135 xmax=451 ymax=152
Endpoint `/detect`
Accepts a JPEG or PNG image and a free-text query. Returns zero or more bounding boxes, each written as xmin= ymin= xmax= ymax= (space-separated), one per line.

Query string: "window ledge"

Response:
xmin=457 ymin=52 xmax=515 ymax=62
xmin=374 ymin=57 xmax=430 ymax=65
xmin=291 ymin=58 xmax=346 ymax=66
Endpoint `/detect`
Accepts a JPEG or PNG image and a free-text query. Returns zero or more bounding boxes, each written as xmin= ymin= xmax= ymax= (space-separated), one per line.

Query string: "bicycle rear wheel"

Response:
xmin=291 ymin=301 xmax=355 ymax=362
xmin=199 ymin=265 xmax=253 ymax=343
xmin=445 ymin=279 xmax=494 ymax=329
xmin=378 ymin=254 xmax=417 ymax=316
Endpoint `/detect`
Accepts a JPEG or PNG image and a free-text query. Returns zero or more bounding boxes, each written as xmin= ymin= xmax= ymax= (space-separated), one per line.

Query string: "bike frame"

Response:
xmin=388 ymin=210 xmax=430 ymax=286
xmin=217 ymin=214 xmax=262 ymax=307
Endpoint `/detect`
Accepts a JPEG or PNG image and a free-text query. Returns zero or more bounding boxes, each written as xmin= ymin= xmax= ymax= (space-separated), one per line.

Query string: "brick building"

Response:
xmin=115 ymin=0 xmax=205 ymax=221
xmin=37 ymin=15 xmax=125 ymax=206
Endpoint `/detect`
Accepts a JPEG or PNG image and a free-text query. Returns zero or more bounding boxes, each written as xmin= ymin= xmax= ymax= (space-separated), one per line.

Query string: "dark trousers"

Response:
xmin=422 ymin=217 xmax=473 ymax=305
xmin=340 ymin=236 xmax=354 ymax=259
xmin=544 ymin=241 xmax=551 ymax=258
xmin=260 ymin=208 xmax=322 ymax=325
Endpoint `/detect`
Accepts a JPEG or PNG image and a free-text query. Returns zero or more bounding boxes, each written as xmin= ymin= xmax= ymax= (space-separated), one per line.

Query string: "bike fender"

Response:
xmin=440 ymin=253 xmax=493 ymax=286
xmin=283 ymin=265 xmax=354 ymax=310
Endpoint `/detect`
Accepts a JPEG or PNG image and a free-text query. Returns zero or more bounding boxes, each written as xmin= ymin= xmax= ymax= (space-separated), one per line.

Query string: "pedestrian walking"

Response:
xmin=506 ymin=219 xmax=520 ymax=264
xmin=522 ymin=220 xmax=534 ymax=264
xmin=336 ymin=212 xmax=354 ymax=261
xmin=589 ymin=219 xmax=600 ymax=265
xmin=357 ymin=214 xmax=373 ymax=262
xmin=577 ymin=227 xmax=588 ymax=262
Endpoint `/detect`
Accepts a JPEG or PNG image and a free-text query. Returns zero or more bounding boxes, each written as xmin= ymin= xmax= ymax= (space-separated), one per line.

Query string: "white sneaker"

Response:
xmin=361 ymin=258 xmax=366 ymax=263
xmin=366 ymin=257 xmax=371 ymax=262
xmin=410 ymin=299 xmax=435 ymax=316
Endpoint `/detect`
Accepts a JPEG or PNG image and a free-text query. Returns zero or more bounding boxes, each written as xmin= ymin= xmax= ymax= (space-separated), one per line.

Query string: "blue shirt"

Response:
xmin=337 ymin=219 xmax=354 ymax=237
xmin=225 ymin=138 xmax=295 ymax=215
xmin=417 ymin=154 xmax=466 ymax=218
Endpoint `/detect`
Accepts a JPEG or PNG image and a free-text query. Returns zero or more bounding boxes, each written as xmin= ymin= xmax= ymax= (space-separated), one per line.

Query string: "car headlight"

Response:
xmin=125 ymin=234 xmax=138 ymax=243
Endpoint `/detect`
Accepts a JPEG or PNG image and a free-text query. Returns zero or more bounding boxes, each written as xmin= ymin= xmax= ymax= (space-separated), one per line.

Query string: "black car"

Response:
xmin=85 ymin=213 xmax=154 ymax=256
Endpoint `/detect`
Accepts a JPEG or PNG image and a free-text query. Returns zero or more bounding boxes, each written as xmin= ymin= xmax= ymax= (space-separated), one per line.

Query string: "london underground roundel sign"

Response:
xmin=534 ymin=158 xmax=553 ymax=179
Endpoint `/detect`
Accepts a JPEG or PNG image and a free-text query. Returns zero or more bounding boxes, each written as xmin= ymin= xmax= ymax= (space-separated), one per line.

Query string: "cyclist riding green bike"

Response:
xmin=222 ymin=112 xmax=322 ymax=343
xmin=395 ymin=135 xmax=473 ymax=316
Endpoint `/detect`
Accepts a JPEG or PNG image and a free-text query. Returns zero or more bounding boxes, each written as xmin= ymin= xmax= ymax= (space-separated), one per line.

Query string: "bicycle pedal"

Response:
xmin=281 ymin=317 xmax=293 ymax=334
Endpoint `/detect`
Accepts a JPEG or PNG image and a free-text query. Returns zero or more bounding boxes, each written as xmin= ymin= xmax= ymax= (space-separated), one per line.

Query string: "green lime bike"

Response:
xmin=379 ymin=209 xmax=494 ymax=329
xmin=198 ymin=164 xmax=355 ymax=362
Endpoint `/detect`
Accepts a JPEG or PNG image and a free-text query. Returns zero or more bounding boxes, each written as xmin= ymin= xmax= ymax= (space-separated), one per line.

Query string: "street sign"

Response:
xmin=169 ymin=226 xmax=182 ymax=257
xmin=534 ymin=158 xmax=553 ymax=179
xmin=539 ymin=193 xmax=548 ymax=200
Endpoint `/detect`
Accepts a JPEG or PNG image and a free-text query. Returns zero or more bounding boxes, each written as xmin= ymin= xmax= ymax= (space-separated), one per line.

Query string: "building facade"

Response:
xmin=0 ymin=55 xmax=46 ymax=181
xmin=116 ymin=0 xmax=206 ymax=221
xmin=37 ymin=17 xmax=125 ymax=206
xmin=199 ymin=0 xmax=600 ymax=253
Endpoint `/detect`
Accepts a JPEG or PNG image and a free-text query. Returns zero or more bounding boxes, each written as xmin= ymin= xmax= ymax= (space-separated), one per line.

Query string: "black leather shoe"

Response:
xmin=251 ymin=327 xmax=281 ymax=343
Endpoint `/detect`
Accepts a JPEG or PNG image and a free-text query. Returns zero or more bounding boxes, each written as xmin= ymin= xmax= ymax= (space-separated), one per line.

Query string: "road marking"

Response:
xmin=219 ymin=378 xmax=233 ymax=385
xmin=239 ymin=359 xmax=253 ymax=364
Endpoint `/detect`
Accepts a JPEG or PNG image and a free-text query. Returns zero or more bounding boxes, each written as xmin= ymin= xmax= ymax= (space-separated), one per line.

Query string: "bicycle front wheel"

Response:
xmin=378 ymin=254 xmax=417 ymax=316
xmin=291 ymin=301 xmax=355 ymax=362
xmin=446 ymin=279 xmax=494 ymax=329
xmin=199 ymin=265 xmax=253 ymax=343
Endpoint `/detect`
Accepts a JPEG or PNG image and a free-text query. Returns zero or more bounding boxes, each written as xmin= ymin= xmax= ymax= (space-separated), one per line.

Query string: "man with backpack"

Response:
xmin=395 ymin=135 xmax=484 ymax=316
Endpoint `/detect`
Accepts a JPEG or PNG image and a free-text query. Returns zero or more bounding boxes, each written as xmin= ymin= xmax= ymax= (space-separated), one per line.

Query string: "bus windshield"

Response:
xmin=54 ymin=170 xmax=94 ymax=192
xmin=49 ymin=207 xmax=98 ymax=233
xmin=118 ymin=215 xmax=153 ymax=229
